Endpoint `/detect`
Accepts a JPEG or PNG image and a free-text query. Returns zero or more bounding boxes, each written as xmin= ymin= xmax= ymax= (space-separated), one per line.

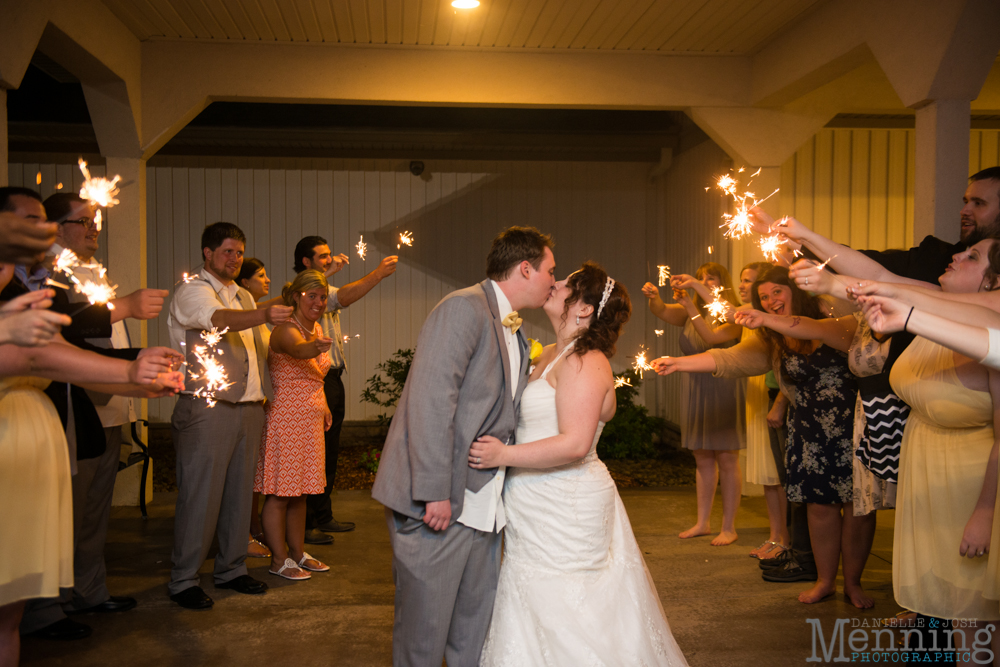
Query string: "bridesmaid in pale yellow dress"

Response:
xmin=0 ymin=265 xmax=184 ymax=667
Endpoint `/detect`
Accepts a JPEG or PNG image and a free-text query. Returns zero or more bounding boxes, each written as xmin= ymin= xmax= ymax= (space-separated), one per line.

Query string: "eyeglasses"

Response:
xmin=62 ymin=218 xmax=98 ymax=230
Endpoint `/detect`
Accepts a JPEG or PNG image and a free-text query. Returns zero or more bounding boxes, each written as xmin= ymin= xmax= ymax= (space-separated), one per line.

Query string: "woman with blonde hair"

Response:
xmin=255 ymin=269 xmax=335 ymax=581
xmin=642 ymin=261 xmax=746 ymax=546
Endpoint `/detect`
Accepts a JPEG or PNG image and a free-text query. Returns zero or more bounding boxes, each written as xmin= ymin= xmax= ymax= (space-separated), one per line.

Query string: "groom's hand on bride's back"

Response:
xmin=423 ymin=499 xmax=451 ymax=531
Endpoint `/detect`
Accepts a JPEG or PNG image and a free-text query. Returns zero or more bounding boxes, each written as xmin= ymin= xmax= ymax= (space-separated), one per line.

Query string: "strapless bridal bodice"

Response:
xmin=515 ymin=379 xmax=604 ymax=463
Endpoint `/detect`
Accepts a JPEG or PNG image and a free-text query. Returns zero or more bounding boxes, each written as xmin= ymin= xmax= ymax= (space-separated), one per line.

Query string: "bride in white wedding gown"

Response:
xmin=469 ymin=263 xmax=689 ymax=667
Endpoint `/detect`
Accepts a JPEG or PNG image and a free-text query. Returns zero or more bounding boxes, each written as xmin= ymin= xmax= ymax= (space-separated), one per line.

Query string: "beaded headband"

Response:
xmin=597 ymin=277 xmax=615 ymax=319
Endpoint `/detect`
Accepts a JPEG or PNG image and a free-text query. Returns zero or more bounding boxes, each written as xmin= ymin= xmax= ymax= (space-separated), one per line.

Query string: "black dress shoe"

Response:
xmin=169 ymin=586 xmax=214 ymax=610
xmin=68 ymin=596 xmax=137 ymax=615
xmin=316 ymin=519 xmax=355 ymax=533
xmin=304 ymin=528 xmax=334 ymax=545
xmin=759 ymin=549 xmax=796 ymax=570
xmin=215 ymin=574 xmax=268 ymax=595
xmin=761 ymin=559 xmax=819 ymax=582
xmin=29 ymin=618 xmax=92 ymax=641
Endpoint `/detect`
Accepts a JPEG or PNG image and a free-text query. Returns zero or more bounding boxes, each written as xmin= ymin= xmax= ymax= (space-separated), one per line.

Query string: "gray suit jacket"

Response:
xmin=372 ymin=280 xmax=532 ymax=522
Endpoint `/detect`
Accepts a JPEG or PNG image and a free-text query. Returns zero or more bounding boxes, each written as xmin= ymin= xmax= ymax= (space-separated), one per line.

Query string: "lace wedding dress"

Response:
xmin=480 ymin=345 xmax=689 ymax=666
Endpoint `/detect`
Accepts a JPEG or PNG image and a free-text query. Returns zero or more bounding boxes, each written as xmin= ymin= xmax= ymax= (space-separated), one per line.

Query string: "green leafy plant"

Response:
xmin=597 ymin=369 xmax=666 ymax=460
xmin=359 ymin=448 xmax=381 ymax=474
xmin=361 ymin=348 xmax=414 ymax=427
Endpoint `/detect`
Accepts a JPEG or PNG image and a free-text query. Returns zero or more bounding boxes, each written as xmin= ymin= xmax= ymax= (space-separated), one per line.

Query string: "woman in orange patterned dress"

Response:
xmin=255 ymin=269 xmax=335 ymax=581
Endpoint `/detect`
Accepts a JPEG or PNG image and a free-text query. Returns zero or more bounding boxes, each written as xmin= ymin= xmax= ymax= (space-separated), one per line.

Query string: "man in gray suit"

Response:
xmin=372 ymin=227 xmax=556 ymax=667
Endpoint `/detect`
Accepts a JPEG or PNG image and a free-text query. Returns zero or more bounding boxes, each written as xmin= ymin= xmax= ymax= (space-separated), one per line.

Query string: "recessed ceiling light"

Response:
xmin=452 ymin=0 xmax=480 ymax=8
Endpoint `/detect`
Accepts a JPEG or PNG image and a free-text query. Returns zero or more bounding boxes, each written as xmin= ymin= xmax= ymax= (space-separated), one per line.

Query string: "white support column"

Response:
xmin=913 ymin=99 xmax=971 ymax=244
xmin=104 ymin=157 xmax=147 ymax=345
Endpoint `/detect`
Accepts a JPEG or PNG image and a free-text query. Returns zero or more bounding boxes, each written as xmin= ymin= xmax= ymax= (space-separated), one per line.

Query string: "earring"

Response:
xmin=576 ymin=315 xmax=580 ymax=325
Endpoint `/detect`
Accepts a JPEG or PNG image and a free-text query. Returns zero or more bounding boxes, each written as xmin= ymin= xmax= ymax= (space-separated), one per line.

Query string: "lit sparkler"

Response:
xmin=706 ymin=286 xmax=730 ymax=325
xmin=45 ymin=277 xmax=71 ymax=290
xmin=397 ymin=231 xmax=413 ymax=249
xmin=53 ymin=248 xmax=81 ymax=275
xmin=94 ymin=209 xmax=102 ymax=232
xmin=56 ymin=183 xmax=63 ymax=190
xmin=72 ymin=277 xmax=117 ymax=308
xmin=188 ymin=327 xmax=233 ymax=408
xmin=35 ymin=172 xmax=41 ymax=185
xmin=815 ymin=254 xmax=839 ymax=271
xmin=632 ymin=346 xmax=654 ymax=379
xmin=759 ymin=234 xmax=784 ymax=263
xmin=654 ymin=330 xmax=664 ymax=337
xmin=614 ymin=375 xmax=632 ymax=388
xmin=657 ymin=265 xmax=671 ymax=287
xmin=356 ymin=235 xmax=367 ymax=260
xmin=78 ymin=158 xmax=121 ymax=208
xmin=181 ymin=272 xmax=196 ymax=284
xmin=715 ymin=168 xmax=780 ymax=240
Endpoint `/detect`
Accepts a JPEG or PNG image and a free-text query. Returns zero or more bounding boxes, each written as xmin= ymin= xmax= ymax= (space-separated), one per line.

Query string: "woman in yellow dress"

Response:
xmin=0 ymin=267 xmax=183 ymax=667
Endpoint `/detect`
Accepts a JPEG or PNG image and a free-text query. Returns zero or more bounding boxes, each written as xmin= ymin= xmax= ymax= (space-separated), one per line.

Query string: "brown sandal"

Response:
xmin=247 ymin=536 xmax=271 ymax=558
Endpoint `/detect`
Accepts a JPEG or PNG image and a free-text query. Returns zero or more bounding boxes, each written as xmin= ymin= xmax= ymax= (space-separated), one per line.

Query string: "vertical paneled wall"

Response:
xmin=141 ymin=159 xmax=656 ymax=422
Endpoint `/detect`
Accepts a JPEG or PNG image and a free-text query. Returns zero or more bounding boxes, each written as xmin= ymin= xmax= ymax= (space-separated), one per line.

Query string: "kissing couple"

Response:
xmin=372 ymin=227 xmax=689 ymax=666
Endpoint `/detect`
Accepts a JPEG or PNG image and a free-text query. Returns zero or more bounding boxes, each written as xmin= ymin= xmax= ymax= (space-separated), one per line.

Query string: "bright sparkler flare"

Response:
xmin=715 ymin=168 xmax=780 ymax=240
xmin=93 ymin=209 xmax=102 ymax=232
xmin=188 ymin=329 xmax=233 ymax=408
xmin=35 ymin=172 xmax=41 ymax=185
xmin=706 ymin=286 xmax=729 ymax=325
xmin=654 ymin=330 xmax=664 ymax=337
xmin=53 ymin=248 xmax=80 ymax=275
xmin=181 ymin=272 xmax=195 ymax=283
xmin=78 ymin=158 xmax=121 ymax=208
xmin=72 ymin=277 xmax=117 ymax=308
xmin=632 ymin=346 xmax=654 ymax=379
xmin=200 ymin=327 xmax=229 ymax=348
xmin=614 ymin=375 xmax=632 ymax=388
xmin=815 ymin=254 xmax=839 ymax=271
xmin=657 ymin=265 xmax=671 ymax=287
xmin=78 ymin=261 xmax=108 ymax=279
xmin=759 ymin=234 xmax=784 ymax=263
xmin=45 ymin=277 xmax=71 ymax=290
xmin=397 ymin=231 xmax=414 ymax=249
xmin=356 ymin=235 xmax=367 ymax=260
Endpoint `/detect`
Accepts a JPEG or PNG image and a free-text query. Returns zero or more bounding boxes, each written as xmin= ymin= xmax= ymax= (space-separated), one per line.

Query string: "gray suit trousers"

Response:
xmin=19 ymin=425 xmax=123 ymax=633
xmin=385 ymin=509 xmax=501 ymax=667
xmin=169 ymin=397 xmax=264 ymax=595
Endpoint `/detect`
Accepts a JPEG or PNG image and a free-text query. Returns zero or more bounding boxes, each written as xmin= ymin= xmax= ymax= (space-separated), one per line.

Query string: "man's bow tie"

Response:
xmin=501 ymin=311 xmax=522 ymax=335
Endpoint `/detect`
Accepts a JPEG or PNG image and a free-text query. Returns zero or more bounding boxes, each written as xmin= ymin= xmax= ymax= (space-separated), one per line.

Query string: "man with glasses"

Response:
xmin=17 ymin=192 xmax=168 ymax=641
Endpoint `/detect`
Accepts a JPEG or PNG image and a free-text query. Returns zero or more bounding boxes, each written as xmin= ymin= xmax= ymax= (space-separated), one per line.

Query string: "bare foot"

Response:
xmin=798 ymin=582 xmax=836 ymax=604
xmin=844 ymin=584 xmax=874 ymax=609
xmin=710 ymin=530 xmax=738 ymax=546
xmin=679 ymin=524 xmax=711 ymax=539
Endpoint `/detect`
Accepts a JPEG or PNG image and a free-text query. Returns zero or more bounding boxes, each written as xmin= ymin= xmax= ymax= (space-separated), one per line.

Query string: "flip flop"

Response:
xmin=297 ymin=552 xmax=330 ymax=572
xmin=269 ymin=558 xmax=311 ymax=581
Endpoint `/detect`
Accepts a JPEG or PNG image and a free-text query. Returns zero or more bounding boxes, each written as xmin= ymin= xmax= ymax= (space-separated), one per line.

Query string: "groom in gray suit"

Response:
xmin=372 ymin=227 xmax=556 ymax=666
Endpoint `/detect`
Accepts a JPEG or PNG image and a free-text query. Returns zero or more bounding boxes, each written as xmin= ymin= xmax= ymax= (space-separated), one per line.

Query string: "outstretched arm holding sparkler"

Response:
xmin=733 ymin=310 xmax=857 ymax=353
xmin=750 ymin=207 xmax=927 ymax=287
xmin=0 ymin=289 xmax=72 ymax=347
xmin=110 ymin=288 xmax=169 ymax=322
xmin=650 ymin=352 xmax=718 ymax=376
xmin=640 ymin=283 xmax=689 ymax=327
xmin=270 ymin=323 xmax=334 ymax=360
xmin=669 ymin=274 xmax=742 ymax=345
xmin=210 ymin=301 xmax=293 ymax=331
xmin=858 ymin=294 xmax=992 ymax=362
xmin=335 ymin=255 xmax=398 ymax=307
xmin=850 ymin=280 xmax=1000 ymax=329
xmin=0 ymin=212 xmax=58 ymax=264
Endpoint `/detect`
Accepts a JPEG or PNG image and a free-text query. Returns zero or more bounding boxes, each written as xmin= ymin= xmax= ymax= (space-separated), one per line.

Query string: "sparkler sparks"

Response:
xmin=654 ymin=330 xmax=664 ymax=337
xmin=759 ymin=234 xmax=784 ymax=263
xmin=35 ymin=172 xmax=41 ymax=185
xmin=397 ymin=231 xmax=413 ymax=249
xmin=706 ymin=286 xmax=730 ymax=325
xmin=189 ymin=328 xmax=233 ymax=408
xmin=94 ymin=209 xmax=102 ymax=232
xmin=53 ymin=248 xmax=80 ymax=275
xmin=632 ymin=346 xmax=654 ymax=379
xmin=45 ymin=277 xmax=70 ymax=290
xmin=356 ymin=235 xmax=367 ymax=260
xmin=614 ymin=375 xmax=632 ymax=388
xmin=715 ymin=168 xmax=780 ymax=240
xmin=180 ymin=272 xmax=196 ymax=284
xmin=657 ymin=265 xmax=671 ymax=287
xmin=78 ymin=158 xmax=121 ymax=208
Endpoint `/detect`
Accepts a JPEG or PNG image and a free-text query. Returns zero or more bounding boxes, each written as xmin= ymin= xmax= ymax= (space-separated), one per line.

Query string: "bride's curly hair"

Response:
xmin=562 ymin=262 xmax=631 ymax=359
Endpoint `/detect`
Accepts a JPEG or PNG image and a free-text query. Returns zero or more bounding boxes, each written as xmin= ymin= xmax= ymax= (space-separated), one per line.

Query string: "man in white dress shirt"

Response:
xmin=166 ymin=222 xmax=292 ymax=610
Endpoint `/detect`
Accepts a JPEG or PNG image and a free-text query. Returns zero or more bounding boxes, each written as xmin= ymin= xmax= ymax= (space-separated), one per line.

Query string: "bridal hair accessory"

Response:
xmin=597 ymin=277 xmax=616 ymax=318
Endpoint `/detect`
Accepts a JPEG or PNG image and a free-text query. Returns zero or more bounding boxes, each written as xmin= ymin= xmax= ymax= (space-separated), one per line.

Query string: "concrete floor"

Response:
xmin=21 ymin=488 xmax=900 ymax=667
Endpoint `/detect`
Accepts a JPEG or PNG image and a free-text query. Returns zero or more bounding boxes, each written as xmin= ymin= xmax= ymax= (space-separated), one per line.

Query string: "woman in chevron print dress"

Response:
xmin=256 ymin=270 xmax=335 ymax=582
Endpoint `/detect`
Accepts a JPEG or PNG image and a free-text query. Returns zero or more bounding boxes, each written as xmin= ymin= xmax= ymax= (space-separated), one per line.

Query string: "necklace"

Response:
xmin=292 ymin=311 xmax=315 ymax=333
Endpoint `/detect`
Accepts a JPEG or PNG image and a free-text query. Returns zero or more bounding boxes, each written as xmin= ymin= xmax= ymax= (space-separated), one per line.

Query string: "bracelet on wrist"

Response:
xmin=903 ymin=306 xmax=914 ymax=333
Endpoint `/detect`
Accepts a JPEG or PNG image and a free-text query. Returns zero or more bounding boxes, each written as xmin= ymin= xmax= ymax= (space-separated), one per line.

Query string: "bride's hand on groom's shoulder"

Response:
xmin=469 ymin=435 xmax=505 ymax=469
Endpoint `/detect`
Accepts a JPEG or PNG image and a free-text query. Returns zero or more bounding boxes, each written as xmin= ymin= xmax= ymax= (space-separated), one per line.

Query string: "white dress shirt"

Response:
xmin=167 ymin=266 xmax=266 ymax=403
xmin=456 ymin=281 xmax=521 ymax=533
xmin=318 ymin=285 xmax=347 ymax=370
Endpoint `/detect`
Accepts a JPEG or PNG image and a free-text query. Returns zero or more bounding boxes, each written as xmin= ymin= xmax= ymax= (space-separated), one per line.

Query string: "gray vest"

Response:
xmin=183 ymin=285 xmax=274 ymax=403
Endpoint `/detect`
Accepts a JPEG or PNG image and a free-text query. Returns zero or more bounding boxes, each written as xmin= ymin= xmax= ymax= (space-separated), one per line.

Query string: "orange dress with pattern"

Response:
xmin=255 ymin=319 xmax=332 ymax=496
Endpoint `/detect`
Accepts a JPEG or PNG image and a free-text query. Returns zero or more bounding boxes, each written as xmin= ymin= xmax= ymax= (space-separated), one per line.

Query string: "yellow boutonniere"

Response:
xmin=528 ymin=338 xmax=543 ymax=362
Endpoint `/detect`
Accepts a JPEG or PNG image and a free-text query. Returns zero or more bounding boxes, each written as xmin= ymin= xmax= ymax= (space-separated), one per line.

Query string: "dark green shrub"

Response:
xmin=360 ymin=348 xmax=414 ymax=427
xmin=597 ymin=369 xmax=665 ymax=460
